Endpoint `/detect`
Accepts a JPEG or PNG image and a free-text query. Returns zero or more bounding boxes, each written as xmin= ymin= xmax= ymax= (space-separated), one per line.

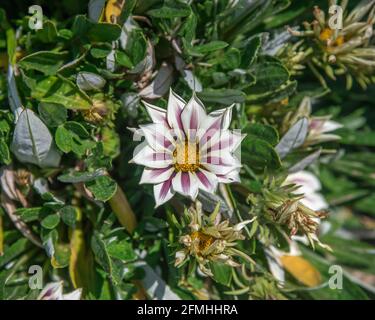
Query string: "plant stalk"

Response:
xmin=108 ymin=184 xmax=137 ymax=234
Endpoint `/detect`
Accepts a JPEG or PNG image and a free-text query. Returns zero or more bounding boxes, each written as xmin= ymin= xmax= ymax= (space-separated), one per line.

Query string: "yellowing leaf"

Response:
xmin=105 ymin=0 xmax=124 ymax=23
xmin=280 ymin=255 xmax=321 ymax=287
xmin=69 ymin=208 xmax=95 ymax=293
xmin=0 ymin=52 xmax=8 ymax=69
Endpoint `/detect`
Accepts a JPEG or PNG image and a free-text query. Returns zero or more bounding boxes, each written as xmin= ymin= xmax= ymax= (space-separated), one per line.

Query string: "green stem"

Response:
xmin=108 ymin=185 xmax=137 ymax=234
xmin=224 ymin=185 xmax=253 ymax=240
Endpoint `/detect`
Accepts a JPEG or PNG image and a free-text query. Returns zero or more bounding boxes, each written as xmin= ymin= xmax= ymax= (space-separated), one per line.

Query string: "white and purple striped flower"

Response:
xmin=131 ymin=90 xmax=244 ymax=207
xmin=37 ymin=282 xmax=82 ymax=300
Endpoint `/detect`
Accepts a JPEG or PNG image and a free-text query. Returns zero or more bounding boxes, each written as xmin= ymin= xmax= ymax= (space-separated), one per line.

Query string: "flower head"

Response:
xmin=255 ymin=174 xmax=330 ymax=250
xmin=131 ymin=90 xmax=244 ymax=207
xmin=283 ymin=96 xmax=342 ymax=146
xmin=37 ymin=282 xmax=82 ymax=300
xmin=174 ymin=201 xmax=253 ymax=276
xmin=289 ymin=0 xmax=375 ymax=88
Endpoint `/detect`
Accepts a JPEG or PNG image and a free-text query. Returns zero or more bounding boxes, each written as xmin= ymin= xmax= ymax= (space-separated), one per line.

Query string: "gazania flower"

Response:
xmin=289 ymin=0 xmax=375 ymax=88
xmin=174 ymin=201 xmax=253 ymax=276
xmin=131 ymin=90 xmax=244 ymax=207
xmin=37 ymin=282 xmax=82 ymax=300
xmin=306 ymin=116 xmax=342 ymax=145
xmin=285 ymin=170 xmax=328 ymax=211
xmin=283 ymin=96 xmax=342 ymax=146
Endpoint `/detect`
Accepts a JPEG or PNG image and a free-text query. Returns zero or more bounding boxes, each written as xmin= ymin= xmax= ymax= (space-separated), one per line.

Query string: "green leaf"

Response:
xmin=38 ymin=102 xmax=67 ymax=127
xmin=11 ymin=109 xmax=61 ymax=168
xmin=90 ymin=46 xmax=112 ymax=59
xmin=198 ymin=89 xmax=245 ymax=105
xmin=354 ymin=194 xmax=375 ymax=216
xmin=18 ymin=51 xmax=68 ymax=75
xmin=338 ymin=130 xmax=375 ymax=147
xmin=30 ymin=76 xmax=92 ymax=110
xmin=91 ymin=232 xmax=112 ymax=274
xmin=85 ymin=176 xmax=117 ymax=202
xmin=209 ymin=262 xmax=232 ymax=286
xmin=72 ymin=15 xmax=121 ymax=43
xmin=125 ymin=29 xmax=147 ymax=66
xmin=115 ymin=51 xmax=133 ymax=68
xmin=107 ymin=239 xmax=136 ymax=262
xmin=0 ymin=238 xmax=29 ymax=268
xmin=0 ymin=140 xmax=11 ymax=164
xmin=244 ymin=123 xmax=279 ymax=146
xmin=147 ymin=1 xmax=191 ymax=18
xmin=41 ymin=214 xmax=61 ymax=229
xmin=248 ymin=62 xmax=289 ymax=94
xmin=16 ymin=207 xmax=43 ymax=222
xmin=187 ymin=41 xmax=228 ymax=56
xmin=300 ymin=247 xmax=369 ymax=300
xmin=240 ymin=35 xmax=261 ymax=68
xmin=36 ymin=20 xmax=58 ymax=43
xmin=55 ymin=121 xmax=94 ymax=156
xmin=242 ymin=137 xmax=281 ymax=170
xmin=221 ymin=47 xmax=241 ymax=70
xmin=59 ymin=206 xmax=77 ymax=227
xmin=58 ymin=169 xmax=106 ymax=183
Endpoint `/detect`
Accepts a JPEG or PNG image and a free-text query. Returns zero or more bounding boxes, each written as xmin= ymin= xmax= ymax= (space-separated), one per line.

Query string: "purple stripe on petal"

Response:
xmin=150 ymin=167 xmax=172 ymax=178
xmin=196 ymin=170 xmax=212 ymax=189
xmin=181 ymin=172 xmax=190 ymax=194
xmin=160 ymin=173 xmax=175 ymax=200
xmin=190 ymin=108 xmax=198 ymax=130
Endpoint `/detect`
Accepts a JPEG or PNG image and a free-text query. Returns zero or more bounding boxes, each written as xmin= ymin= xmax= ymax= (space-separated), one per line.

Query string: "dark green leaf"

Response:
xmin=85 ymin=176 xmax=117 ymax=202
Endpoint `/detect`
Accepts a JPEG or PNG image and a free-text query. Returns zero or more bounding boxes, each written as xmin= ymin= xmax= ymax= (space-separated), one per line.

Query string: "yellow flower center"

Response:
xmin=319 ymin=28 xmax=344 ymax=47
xmin=191 ymin=231 xmax=215 ymax=252
xmin=173 ymin=140 xmax=200 ymax=172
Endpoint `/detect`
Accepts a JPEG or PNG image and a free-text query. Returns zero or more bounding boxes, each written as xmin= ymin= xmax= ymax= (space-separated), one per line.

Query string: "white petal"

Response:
xmin=139 ymin=123 xmax=175 ymax=152
xmin=233 ymin=219 xmax=254 ymax=231
xmin=140 ymin=167 xmax=175 ymax=184
xmin=286 ymin=171 xmax=321 ymax=193
xmin=63 ymin=289 xmax=82 ymax=300
xmin=154 ymin=175 xmax=175 ymax=207
xmin=38 ymin=282 xmax=63 ymax=300
xmin=217 ymin=168 xmax=241 ymax=183
xmin=131 ymin=144 xmax=173 ymax=168
xmin=180 ymin=93 xmax=207 ymax=139
xmin=300 ymin=192 xmax=328 ymax=211
xmin=265 ymin=248 xmax=285 ymax=284
xmin=195 ymin=168 xmax=218 ymax=193
xmin=209 ymin=104 xmax=234 ymax=130
xmin=142 ymin=100 xmax=168 ymax=125
xmin=167 ymin=89 xmax=186 ymax=132
xmin=201 ymin=151 xmax=241 ymax=175
xmin=201 ymin=130 xmax=244 ymax=155
xmin=172 ymin=171 xmax=199 ymax=200
xmin=321 ymin=120 xmax=343 ymax=133
xmin=198 ymin=115 xmax=224 ymax=149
